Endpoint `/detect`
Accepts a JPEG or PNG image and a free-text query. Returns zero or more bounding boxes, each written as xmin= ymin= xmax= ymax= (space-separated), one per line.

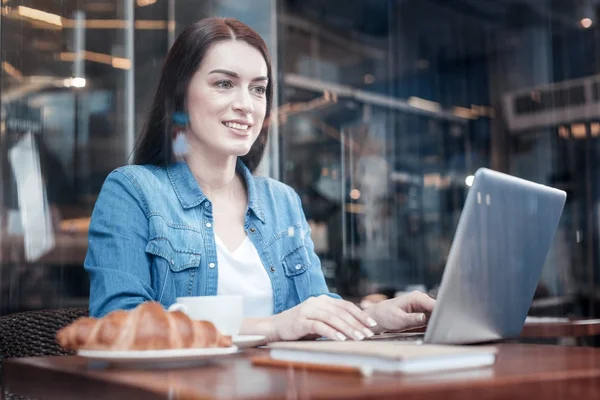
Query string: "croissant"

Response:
xmin=56 ymin=302 xmax=232 ymax=351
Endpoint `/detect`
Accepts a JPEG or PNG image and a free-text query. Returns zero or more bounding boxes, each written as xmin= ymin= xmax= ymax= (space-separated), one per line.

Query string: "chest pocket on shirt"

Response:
xmin=145 ymin=238 xmax=201 ymax=272
xmin=145 ymin=218 xmax=203 ymax=298
xmin=281 ymin=243 xmax=312 ymax=303
xmin=282 ymin=245 xmax=311 ymax=277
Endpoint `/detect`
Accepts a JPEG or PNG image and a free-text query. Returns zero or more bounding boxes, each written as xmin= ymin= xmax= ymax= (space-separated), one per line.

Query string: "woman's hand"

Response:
xmin=365 ymin=291 xmax=436 ymax=334
xmin=267 ymin=295 xmax=379 ymax=342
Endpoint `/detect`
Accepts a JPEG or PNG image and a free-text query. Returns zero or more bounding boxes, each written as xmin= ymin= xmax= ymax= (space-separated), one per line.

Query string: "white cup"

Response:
xmin=168 ymin=295 xmax=243 ymax=336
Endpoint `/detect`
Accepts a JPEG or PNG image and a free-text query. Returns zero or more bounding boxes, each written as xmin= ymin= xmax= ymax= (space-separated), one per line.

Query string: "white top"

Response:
xmin=215 ymin=235 xmax=274 ymax=317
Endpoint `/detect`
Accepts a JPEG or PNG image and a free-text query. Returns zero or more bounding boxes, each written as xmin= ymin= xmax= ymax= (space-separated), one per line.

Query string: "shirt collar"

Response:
xmin=167 ymin=159 xmax=266 ymax=223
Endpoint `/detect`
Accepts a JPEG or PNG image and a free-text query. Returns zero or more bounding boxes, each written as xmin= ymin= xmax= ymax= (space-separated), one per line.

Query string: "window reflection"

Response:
xmin=278 ymin=0 xmax=599 ymax=321
xmin=1 ymin=0 xmax=599 ymax=324
xmin=0 ymin=0 xmax=277 ymax=314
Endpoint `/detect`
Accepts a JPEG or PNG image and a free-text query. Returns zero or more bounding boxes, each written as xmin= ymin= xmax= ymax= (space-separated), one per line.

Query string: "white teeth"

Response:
xmin=224 ymin=122 xmax=249 ymax=130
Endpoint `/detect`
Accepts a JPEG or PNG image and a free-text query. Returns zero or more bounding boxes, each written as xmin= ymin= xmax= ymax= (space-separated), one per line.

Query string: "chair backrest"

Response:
xmin=0 ymin=308 xmax=88 ymax=373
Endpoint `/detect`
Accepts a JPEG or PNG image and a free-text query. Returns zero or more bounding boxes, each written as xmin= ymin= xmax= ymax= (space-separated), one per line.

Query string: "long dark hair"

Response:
xmin=133 ymin=17 xmax=273 ymax=172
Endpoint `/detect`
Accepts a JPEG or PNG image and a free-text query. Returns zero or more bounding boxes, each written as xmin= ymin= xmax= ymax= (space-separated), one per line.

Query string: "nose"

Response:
xmin=233 ymin=88 xmax=254 ymax=114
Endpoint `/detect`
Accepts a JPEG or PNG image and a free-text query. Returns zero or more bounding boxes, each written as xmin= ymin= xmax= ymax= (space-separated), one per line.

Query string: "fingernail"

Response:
xmin=336 ymin=332 xmax=347 ymax=341
xmin=367 ymin=318 xmax=378 ymax=327
xmin=417 ymin=313 xmax=426 ymax=322
xmin=354 ymin=330 xmax=365 ymax=340
xmin=363 ymin=328 xmax=374 ymax=338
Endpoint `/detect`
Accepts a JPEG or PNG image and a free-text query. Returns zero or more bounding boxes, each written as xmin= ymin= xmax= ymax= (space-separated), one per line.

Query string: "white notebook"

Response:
xmin=268 ymin=341 xmax=497 ymax=374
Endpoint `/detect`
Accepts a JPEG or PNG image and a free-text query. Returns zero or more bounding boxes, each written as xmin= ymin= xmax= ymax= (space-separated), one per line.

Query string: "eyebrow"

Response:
xmin=208 ymin=69 xmax=268 ymax=82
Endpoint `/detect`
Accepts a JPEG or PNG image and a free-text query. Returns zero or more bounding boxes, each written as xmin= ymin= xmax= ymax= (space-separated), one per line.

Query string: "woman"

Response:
xmin=85 ymin=17 xmax=435 ymax=342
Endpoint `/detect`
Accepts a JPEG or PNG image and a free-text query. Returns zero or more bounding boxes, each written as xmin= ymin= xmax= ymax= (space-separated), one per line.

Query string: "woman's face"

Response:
xmin=185 ymin=40 xmax=268 ymax=161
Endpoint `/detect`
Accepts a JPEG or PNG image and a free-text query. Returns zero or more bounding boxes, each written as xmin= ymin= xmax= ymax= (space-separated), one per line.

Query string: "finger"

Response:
xmin=408 ymin=312 xmax=428 ymax=327
xmin=300 ymin=319 xmax=347 ymax=341
xmin=406 ymin=291 xmax=436 ymax=313
xmin=310 ymin=306 xmax=372 ymax=340
xmin=330 ymin=304 xmax=376 ymax=339
xmin=396 ymin=310 xmax=428 ymax=329
xmin=314 ymin=297 xmax=375 ymax=339
xmin=331 ymin=299 xmax=379 ymax=330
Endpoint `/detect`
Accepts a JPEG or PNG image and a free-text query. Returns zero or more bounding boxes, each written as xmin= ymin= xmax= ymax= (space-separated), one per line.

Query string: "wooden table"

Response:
xmin=521 ymin=319 xmax=600 ymax=338
xmin=4 ymin=343 xmax=600 ymax=399
xmin=401 ymin=319 xmax=600 ymax=339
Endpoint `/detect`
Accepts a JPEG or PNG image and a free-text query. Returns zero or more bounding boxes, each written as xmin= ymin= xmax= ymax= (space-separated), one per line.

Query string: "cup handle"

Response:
xmin=168 ymin=303 xmax=187 ymax=313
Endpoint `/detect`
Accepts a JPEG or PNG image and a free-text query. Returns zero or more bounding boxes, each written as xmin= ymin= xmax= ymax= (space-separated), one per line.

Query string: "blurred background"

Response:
xmin=0 ymin=0 xmax=598 ymax=320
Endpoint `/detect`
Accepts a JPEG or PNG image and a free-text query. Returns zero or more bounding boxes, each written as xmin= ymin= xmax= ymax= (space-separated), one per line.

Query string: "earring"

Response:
xmin=172 ymin=112 xmax=189 ymax=160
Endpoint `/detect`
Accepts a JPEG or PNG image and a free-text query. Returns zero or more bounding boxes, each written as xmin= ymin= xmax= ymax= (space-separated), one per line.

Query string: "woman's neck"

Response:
xmin=185 ymin=152 xmax=239 ymax=199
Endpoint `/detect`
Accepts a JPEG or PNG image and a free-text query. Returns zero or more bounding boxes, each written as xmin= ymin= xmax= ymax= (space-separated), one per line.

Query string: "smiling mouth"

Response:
xmin=223 ymin=121 xmax=250 ymax=131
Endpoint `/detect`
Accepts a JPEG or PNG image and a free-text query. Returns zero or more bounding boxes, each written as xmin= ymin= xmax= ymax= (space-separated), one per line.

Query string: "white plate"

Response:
xmin=78 ymin=345 xmax=238 ymax=364
xmin=232 ymin=335 xmax=267 ymax=349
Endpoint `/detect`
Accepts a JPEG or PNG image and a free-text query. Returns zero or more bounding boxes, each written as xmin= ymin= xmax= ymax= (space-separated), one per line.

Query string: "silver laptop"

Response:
xmin=419 ymin=168 xmax=566 ymax=344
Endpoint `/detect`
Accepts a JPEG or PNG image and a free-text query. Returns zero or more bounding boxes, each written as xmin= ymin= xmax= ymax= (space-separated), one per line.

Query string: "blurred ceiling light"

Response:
xmin=408 ymin=96 xmax=441 ymax=113
xmin=18 ymin=6 xmax=62 ymax=27
xmin=111 ymin=57 xmax=131 ymax=69
xmin=465 ymin=175 xmax=474 ymax=187
xmin=63 ymin=19 xmax=119 ymax=29
xmin=558 ymin=125 xmax=570 ymax=139
xmin=135 ymin=20 xmax=168 ymax=29
xmin=64 ymin=77 xmax=86 ymax=88
xmin=349 ymin=189 xmax=361 ymax=200
xmin=137 ymin=0 xmax=157 ymax=5
xmin=59 ymin=52 xmax=81 ymax=61
xmin=58 ymin=51 xmax=131 ymax=70
xmin=453 ymin=106 xmax=479 ymax=120
xmin=580 ymin=18 xmax=593 ymax=28
xmin=591 ymin=122 xmax=600 ymax=137
xmin=2 ymin=61 xmax=22 ymax=80
xmin=72 ymin=77 xmax=86 ymax=87
xmin=60 ymin=19 xmax=167 ymax=30
xmin=473 ymin=104 xmax=496 ymax=118
xmin=571 ymin=123 xmax=587 ymax=138
xmin=577 ymin=0 xmax=594 ymax=29
xmin=424 ymin=173 xmax=450 ymax=189
xmin=11 ymin=12 xmax=169 ymax=30
xmin=364 ymin=74 xmax=375 ymax=84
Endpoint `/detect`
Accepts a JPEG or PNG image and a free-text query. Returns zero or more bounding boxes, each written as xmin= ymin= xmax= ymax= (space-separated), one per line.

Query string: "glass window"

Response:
xmin=277 ymin=0 xmax=599 ymax=318
xmin=2 ymin=0 xmax=599 ymax=322
xmin=0 ymin=0 xmax=277 ymax=314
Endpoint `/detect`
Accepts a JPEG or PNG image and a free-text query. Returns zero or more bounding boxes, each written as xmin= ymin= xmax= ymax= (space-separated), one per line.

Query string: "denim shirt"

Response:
xmin=85 ymin=160 xmax=339 ymax=317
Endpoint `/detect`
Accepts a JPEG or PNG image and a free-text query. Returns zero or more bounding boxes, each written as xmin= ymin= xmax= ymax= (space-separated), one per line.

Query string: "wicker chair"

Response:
xmin=0 ymin=307 xmax=89 ymax=374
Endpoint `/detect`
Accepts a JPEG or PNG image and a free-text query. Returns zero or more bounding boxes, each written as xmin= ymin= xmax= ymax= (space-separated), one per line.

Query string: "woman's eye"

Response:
xmin=252 ymin=86 xmax=267 ymax=95
xmin=215 ymin=80 xmax=233 ymax=89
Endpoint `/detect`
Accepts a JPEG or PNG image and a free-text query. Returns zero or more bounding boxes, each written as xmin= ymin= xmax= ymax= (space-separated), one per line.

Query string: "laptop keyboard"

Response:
xmin=368 ymin=332 xmax=425 ymax=342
